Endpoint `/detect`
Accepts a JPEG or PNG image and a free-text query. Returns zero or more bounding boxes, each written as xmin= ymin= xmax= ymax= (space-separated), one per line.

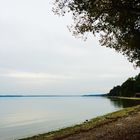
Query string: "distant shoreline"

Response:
xmin=0 ymin=94 xmax=106 ymax=98
xmin=0 ymin=95 xmax=82 ymax=98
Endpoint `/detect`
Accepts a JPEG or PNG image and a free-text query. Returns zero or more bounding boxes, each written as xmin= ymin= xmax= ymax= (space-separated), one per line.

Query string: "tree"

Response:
xmin=108 ymin=73 xmax=140 ymax=97
xmin=120 ymin=78 xmax=135 ymax=97
xmin=108 ymin=86 xmax=121 ymax=96
xmin=134 ymin=73 xmax=140 ymax=92
xmin=53 ymin=0 xmax=140 ymax=66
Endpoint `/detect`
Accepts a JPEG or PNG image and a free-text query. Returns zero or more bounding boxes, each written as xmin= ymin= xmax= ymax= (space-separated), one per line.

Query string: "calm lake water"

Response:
xmin=0 ymin=96 xmax=140 ymax=140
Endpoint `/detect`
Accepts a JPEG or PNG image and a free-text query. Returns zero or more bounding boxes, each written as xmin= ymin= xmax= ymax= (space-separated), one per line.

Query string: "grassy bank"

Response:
xmin=115 ymin=96 xmax=140 ymax=100
xmin=20 ymin=104 xmax=140 ymax=140
xmin=105 ymin=95 xmax=140 ymax=100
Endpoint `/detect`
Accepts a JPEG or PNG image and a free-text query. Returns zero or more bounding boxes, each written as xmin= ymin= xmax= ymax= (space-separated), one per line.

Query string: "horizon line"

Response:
xmin=0 ymin=94 xmax=106 ymax=97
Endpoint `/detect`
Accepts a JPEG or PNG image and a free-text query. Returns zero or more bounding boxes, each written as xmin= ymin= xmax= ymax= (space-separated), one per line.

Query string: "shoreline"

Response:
xmin=108 ymin=96 xmax=140 ymax=100
xmin=20 ymin=103 xmax=140 ymax=140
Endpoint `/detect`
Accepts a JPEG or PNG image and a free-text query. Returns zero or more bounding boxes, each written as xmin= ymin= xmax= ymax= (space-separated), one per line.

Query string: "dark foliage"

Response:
xmin=108 ymin=86 xmax=121 ymax=96
xmin=108 ymin=73 xmax=140 ymax=97
xmin=53 ymin=0 xmax=140 ymax=66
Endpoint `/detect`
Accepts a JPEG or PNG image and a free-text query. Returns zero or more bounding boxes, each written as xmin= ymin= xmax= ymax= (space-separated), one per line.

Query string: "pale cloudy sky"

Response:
xmin=0 ymin=0 xmax=139 ymax=95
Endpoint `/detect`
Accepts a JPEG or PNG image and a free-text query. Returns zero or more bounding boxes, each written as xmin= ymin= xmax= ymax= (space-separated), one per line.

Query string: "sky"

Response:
xmin=0 ymin=0 xmax=139 ymax=95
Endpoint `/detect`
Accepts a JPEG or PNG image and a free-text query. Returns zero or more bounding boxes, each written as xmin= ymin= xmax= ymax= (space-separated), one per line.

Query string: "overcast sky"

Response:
xmin=0 ymin=0 xmax=139 ymax=95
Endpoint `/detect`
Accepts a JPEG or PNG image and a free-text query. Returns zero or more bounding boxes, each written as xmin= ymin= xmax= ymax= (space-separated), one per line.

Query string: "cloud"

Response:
xmin=0 ymin=71 xmax=73 ymax=80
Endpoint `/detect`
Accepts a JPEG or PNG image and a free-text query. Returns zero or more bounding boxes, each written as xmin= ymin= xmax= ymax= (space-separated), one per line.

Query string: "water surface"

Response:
xmin=0 ymin=96 xmax=140 ymax=140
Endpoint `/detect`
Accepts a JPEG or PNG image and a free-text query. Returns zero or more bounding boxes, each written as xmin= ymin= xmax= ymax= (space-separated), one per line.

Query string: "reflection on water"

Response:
xmin=108 ymin=97 xmax=140 ymax=108
xmin=0 ymin=96 xmax=140 ymax=140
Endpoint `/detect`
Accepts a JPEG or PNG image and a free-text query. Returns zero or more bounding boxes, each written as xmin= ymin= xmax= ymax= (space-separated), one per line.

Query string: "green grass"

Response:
xmin=116 ymin=96 xmax=140 ymax=100
xmin=107 ymin=96 xmax=140 ymax=100
xmin=19 ymin=104 xmax=140 ymax=140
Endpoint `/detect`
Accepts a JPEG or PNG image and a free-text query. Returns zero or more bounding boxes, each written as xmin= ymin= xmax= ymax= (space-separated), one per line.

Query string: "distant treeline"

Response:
xmin=108 ymin=73 xmax=140 ymax=97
